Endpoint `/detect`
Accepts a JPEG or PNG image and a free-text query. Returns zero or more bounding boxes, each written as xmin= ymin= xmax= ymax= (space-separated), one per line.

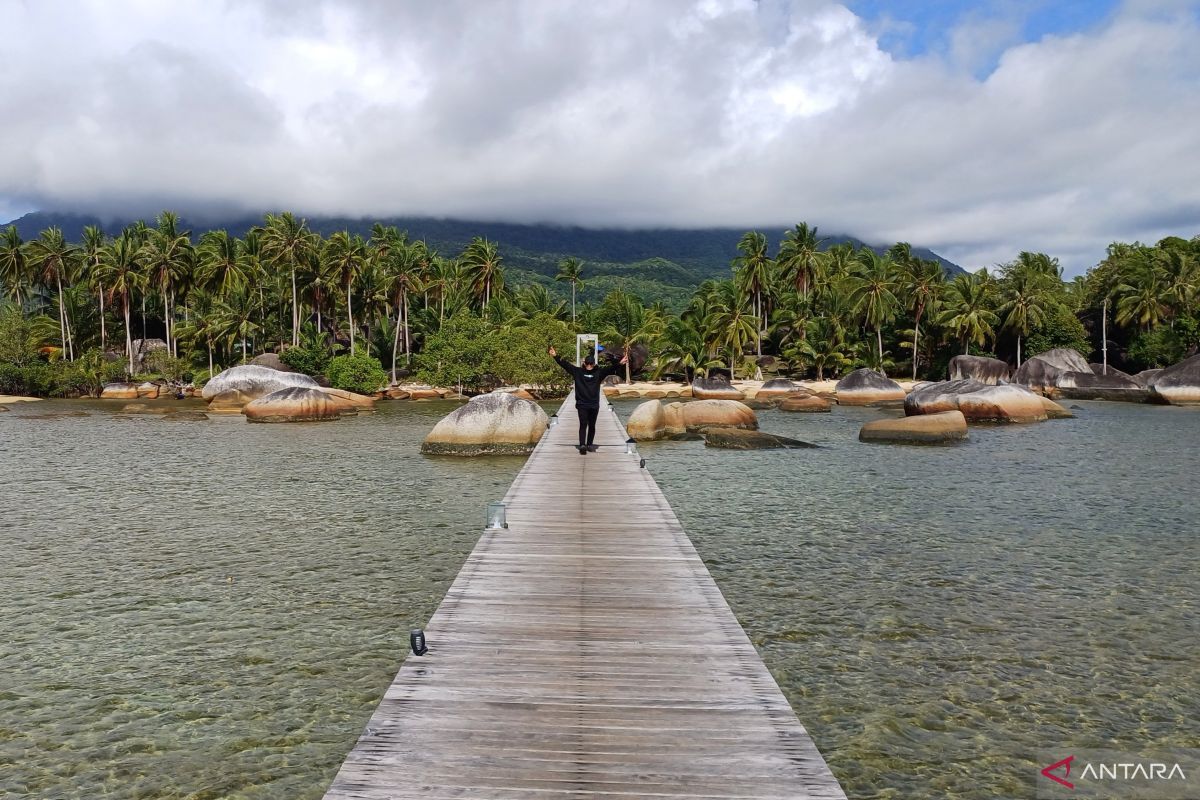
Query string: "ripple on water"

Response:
xmin=1 ymin=398 xmax=1198 ymax=799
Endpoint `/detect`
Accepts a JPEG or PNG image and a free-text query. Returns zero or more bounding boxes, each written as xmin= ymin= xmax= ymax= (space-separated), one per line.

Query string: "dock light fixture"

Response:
xmin=625 ymin=438 xmax=637 ymax=455
xmin=549 ymin=414 xmax=558 ymax=427
xmin=410 ymin=629 xmax=428 ymax=656
xmin=640 ymin=458 xmax=646 ymax=469
xmin=486 ymin=501 xmax=508 ymax=529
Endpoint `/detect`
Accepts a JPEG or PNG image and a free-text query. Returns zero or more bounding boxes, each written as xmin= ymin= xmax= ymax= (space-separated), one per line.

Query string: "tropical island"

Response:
xmin=1 ymin=213 xmax=1197 ymax=408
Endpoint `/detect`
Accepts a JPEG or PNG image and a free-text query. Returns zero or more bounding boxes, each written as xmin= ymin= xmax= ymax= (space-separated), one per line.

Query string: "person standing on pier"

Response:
xmin=549 ymin=346 xmax=627 ymax=455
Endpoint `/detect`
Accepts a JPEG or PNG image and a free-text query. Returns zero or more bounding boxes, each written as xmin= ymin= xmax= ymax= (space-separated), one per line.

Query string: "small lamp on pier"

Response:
xmin=549 ymin=413 xmax=558 ymax=427
xmin=486 ymin=501 xmax=508 ymax=529
xmin=410 ymin=628 xmax=428 ymax=656
xmin=625 ymin=438 xmax=637 ymax=455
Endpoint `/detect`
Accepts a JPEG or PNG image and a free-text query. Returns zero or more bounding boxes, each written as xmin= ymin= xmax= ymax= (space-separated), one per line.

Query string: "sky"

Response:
xmin=1 ymin=0 xmax=1198 ymax=275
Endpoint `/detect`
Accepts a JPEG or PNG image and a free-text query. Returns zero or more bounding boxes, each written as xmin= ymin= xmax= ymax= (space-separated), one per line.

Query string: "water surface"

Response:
xmin=1 ymin=398 xmax=1196 ymax=798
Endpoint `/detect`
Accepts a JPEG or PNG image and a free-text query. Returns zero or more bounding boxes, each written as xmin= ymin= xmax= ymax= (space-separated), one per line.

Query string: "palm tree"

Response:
xmin=0 ymin=226 xmax=30 ymax=306
xmin=1115 ymin=262 xmax=1168 ymax=331
xmin=998 ymin=253 xmax=1056 ymax=366
xmin=898 ymin=256 xmax=945 ymax=378
xmin=95 ymin=232 xmax=145 ymax=374
xmin=702 ymin=284 xmax=758 ymax=380
xmin=938 ymin=271 xmax=999 ymax=355
xmin=555 ymin=257 xmax=584 ymax=323
xmin=732 ymin=231 xmax=773 ymax=356
xmin=324 ymin=231 xmax=368 ymax=354
xmin=778 ymin=222 xmax=826 ymax=299
xmin=654 ymin=316 xmax=719 ymax=380
xmin=462 ymin=237 xmax=503 ymax=308
xmin=26 ymin=227 xmax=80 ymax=360
xmin=140 ymin=211 xmax=193 ymax=358
xmin=80 ymin=226 xmax=108 ymax=350
xmin=846 ymin=249 xmax=899 ymax=368
xmin=197 ymin=230 xmax=253 ymax=299
xmin=384 ymin=240 xmax=423 ymax=378
xmin=600 ymin=290 xmax=663 ymax=384
xmin=516 ymin=284 xmax=566 ymax=319
xmin=260 ymin=212 xmax=313 ymax=346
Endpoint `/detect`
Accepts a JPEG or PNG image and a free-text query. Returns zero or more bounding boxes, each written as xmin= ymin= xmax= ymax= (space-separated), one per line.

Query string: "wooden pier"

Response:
xmin=323 ymin=394 xmax=846 ymax=799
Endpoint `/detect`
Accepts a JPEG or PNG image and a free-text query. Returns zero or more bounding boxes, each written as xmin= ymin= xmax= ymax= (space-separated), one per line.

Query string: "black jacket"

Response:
xmin=554 ymin=356 xmax=623 ymax=408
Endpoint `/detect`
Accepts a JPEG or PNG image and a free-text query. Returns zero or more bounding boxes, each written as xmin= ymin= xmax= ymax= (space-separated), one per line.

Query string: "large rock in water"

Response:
xmin=1147 ymin=353 xmax=1200 ymax=405
xmin=243 ymin=387 xmax=343 ymax=423
xmin=421 ymin=391 xmax=549 ymax=455
xmin=904 ymin=380 xmax=1048 ymax=423
xmin=701 ymin=428 xmax=817 ymax=450
xmin=691 ymin=376 xmax=745 ymax=400
xmin=202 ymin=365 xmax=319 ymax=406
xmin=835 ymin=369 xmax=906 ymax=405
xmin=625 ymin=399 xmax=757 ymax=441
xmin=1133 ymin=368 xmax=1163 ymax=387
xmin=754 ymin=378 xmax=804 ymax=399
xmin=860 ymin=411 xmax=968 ymax=444
xmin=101 ymin=383 xmax=139 ymax=400
xmin=778 ymin=394 xmax=831 ymax=412
xmin=1012 ymin=348 xmax=1091 ymax=394
xmin=1054 ymin=365 xmax=1149 ymax=402
xmin=948 ymin=355 xmax=1010 ymax=384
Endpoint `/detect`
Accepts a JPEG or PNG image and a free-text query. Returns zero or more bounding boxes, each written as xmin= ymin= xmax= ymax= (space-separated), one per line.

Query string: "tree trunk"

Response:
xmin=208 ymin=341 xmax=213 ymax=375
xmin=403 ymin=291 xmax=411 ymax=365
xmin=1102 ymin=299 xmax=1108 ymax=375
xmin=912 ymin=308 xmax=922 ymax=380
xmin=291 ymin=262 xmax=299 ymax=346
xmin=347 ymin=275 xmax=356 ymax=355
xmin=124 ymin=299 xmax=134 ymax=375
xmin=1017 ymin=336 xmax=1022 ymax=368
xmin=56 ymin=273 xmax=68 ymax=360
xmin=163 ymin=291 xmax=171 ymax=359
xmin=876 ymin=326 xmax=883 ymax=367
xmin=755 ymin=292 xmax=762 ymax=357
xmin=391 ymin=304 xmax=402 ymax=382
xmin=99 ymin=280 xmax=107 ymax=349
xmin=625 ymin=349 xmax=631 ymax=385
xmin=571 ymin=283 xmax=576 ymax=323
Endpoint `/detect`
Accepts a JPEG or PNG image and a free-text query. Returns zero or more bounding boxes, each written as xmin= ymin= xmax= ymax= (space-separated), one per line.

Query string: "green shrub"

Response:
xmin=326 ymin=353 xmax=388 ymax=394
xmin=280 ymin=342 xmax=331 ymax=376
xmin=1026 ymin=303 xmax=1091 ymax=359
xmin=490 ymin=313 xmax=575 ymax=392
xmin=416 ymin=313 xmax=497 ymax=394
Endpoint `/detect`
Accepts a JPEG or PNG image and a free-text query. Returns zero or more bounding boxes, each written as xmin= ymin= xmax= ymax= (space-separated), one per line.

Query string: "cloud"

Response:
xmin=0 ymin=0 xmax=1197 ymax=275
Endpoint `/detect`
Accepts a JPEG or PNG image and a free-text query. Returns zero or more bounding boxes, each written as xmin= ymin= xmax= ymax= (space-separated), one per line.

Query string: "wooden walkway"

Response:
xmin=323 ymin=394 xmax=846 ymax=799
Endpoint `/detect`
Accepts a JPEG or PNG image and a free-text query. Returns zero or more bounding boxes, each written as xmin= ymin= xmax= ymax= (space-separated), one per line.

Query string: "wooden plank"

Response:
xmin=322 ymin=393 xmax=846 ymax=799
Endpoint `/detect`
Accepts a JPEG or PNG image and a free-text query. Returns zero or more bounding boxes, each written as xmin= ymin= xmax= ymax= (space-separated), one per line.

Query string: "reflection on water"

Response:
xmin=1 ymin=398 xmax=1197 ymax=798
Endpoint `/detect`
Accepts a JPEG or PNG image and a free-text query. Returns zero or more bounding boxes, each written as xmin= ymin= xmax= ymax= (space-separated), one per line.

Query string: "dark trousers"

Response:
xmin=577 ymin=405 xmax=599 ymax=447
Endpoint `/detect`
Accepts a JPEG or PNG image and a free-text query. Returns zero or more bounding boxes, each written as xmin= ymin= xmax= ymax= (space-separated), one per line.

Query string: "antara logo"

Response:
xmin=1042 ymin=756 xmax=1075 ymax=789
xmin=1041 ymin=754 xmax=1188 ymax=790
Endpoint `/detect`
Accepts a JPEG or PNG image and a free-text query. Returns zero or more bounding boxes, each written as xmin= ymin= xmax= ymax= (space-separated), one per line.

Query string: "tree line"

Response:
xmin=0 ymin=212 xmax=1196 ymax=396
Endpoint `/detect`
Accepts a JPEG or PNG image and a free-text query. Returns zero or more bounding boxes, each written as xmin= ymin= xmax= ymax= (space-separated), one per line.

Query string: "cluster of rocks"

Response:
xmin=188 ymin=364 xmax=379 ymax=422
xmin=100 ymin=381 xmax=188 ymax=400
xmin=833 ymin=369 xmax=907 ymax=406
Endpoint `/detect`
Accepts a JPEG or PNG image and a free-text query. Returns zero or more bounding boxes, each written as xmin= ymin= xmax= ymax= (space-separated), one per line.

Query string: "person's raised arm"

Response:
xmin=549 ymin=346 xmax=577 ymax=376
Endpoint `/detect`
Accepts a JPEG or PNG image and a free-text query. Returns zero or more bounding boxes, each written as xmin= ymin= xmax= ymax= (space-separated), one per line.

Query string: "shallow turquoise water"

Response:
xmin=1 ymin=398 xmax=1197 ymax=798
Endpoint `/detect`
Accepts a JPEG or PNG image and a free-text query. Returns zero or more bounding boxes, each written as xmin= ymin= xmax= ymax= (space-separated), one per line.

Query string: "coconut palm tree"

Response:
xmin=998 ymin=253 xmax=1056 ymax=366
xmin=1115 ymin=261 xmax=1168 ymax=331
xmin=197 ymin=230 xmax=253 ymax=299
xmin=95 ymin=232 xmax=145 ymax=374
xmin=846 ymin=249 xmax=899 ymax=368
xmin=462 ymin=237 xmax=503 ymax=308
xmin=555 ymin=257 xmax=584 ymax=323
xmin=260 ymin=212 xmax=314 ymax=346
xmin=938 ymin=271 xmax=999 ymax=354
xmin=898 ymin=256 xmax=945 ymax=378
xmin=600 ymin=289 xmax=663 ymax=384
xmin=778 ymin=222 xmax=826 ymax=299
xmin=0 ymin=226 xmax=29 ymax=305
xmin=383 ymin=240 xmax=423 ymax=377
xmin=702 ymin=284 xmax=758 ymax=380
xmin=140 ymin=212 xmax=194 ymax=358
xmin=732 ymin=231 xmax=772 ymax=356
xmin=26 ymin=227 xmax=80 ymax=360
xmin=324 ymin=230 xmax=368 ymax=354
xmin=80 ymin=226 xmax=109 ymax=350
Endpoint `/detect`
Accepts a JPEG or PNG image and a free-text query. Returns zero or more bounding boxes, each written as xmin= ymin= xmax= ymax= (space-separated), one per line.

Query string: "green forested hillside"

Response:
xmin=3 ymin=211 xmax=961 ymax=311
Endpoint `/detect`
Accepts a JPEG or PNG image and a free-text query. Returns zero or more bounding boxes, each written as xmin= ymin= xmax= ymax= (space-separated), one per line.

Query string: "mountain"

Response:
xmin=2 ymin=210 xmax=965 ymax=310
